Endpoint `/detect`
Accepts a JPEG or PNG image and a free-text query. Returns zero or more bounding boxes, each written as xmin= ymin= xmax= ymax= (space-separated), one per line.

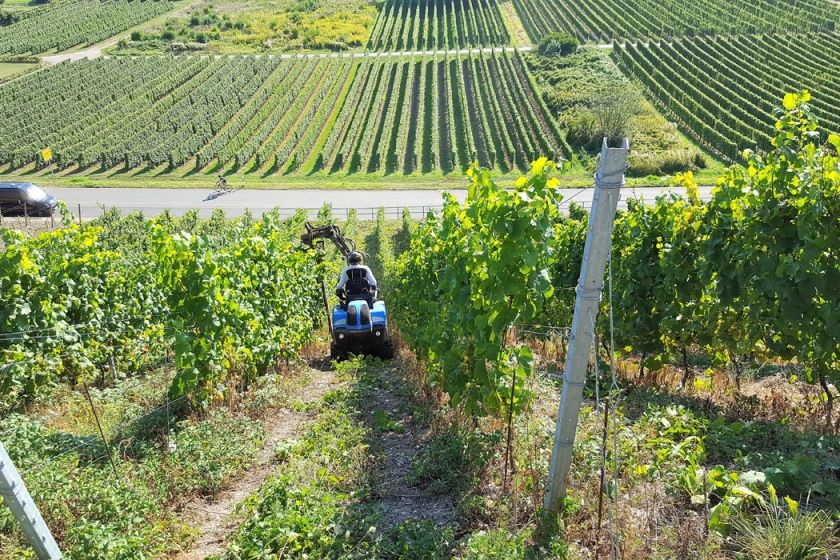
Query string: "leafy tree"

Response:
xmin=537 ymin=32 xmax=579 ymax=56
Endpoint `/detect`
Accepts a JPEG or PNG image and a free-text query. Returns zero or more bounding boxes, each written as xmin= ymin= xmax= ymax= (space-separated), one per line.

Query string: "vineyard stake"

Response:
xmin=82 ymin=383 xmax=119 ymax=477
xmin=544 ymin=138 xmax=627 ymax=511
xmin=77 ymin=204 xmax=82 ymax=226
xmin=0 ymin=443 xmax=63 ymax=559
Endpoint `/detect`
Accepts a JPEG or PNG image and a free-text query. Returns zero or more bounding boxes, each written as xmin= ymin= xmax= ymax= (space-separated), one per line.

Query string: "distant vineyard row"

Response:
xmin=368 ymin=0 xmax=509 ymax=50
xmin=511 ymin=0 xmax=839 ymax=43
xmin=613 ymin=33 xmax=840 ymax=160
xmin=0 ymin=0 xmax=175 ymax=55
xmin=0 ymin=52 xmax=567 ymax=175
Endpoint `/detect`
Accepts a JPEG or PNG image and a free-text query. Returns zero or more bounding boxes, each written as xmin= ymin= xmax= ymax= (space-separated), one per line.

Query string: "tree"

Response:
xmin=537 ymin=32 xmax=579 ymax=56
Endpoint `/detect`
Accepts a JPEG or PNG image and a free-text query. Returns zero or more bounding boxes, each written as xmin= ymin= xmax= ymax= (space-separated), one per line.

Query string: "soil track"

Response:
xmin=365 ymin=361 xmax=456 ymax=530
xmin=175 ymin=365 xmax=341 ymax=560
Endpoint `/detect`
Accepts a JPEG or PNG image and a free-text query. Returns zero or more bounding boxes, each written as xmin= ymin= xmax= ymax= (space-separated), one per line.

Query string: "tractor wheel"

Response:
xmin=330 ymin=341 xmax=342 ymax=361
xmin=379 ymin=340 xmax=395 ymax=360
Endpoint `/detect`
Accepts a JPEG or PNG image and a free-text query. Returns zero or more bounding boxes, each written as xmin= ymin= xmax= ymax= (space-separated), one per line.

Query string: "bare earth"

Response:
xmin=175 ymin=366 xmax=341 ymax=560
xmin=366 ymin=364 xmax=456 ymax=529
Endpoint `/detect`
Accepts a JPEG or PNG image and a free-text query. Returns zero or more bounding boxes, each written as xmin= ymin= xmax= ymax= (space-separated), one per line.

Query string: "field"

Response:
xmin=612 ymin=33 xmax=840 ymax=159
xmin=0 ymin=0 xmax=177 ymax=55
xmin=1 ymin=109 xmax=839 ymax=557
xmin=510 ymin=0 xmax=840 ymax=42
xmin=0 ymin=51 xmax=566 ymax=176
xmin=111 ymin=0 xmax=378 ymax=54
xmin=367 ymin=0 xmax=510 ymax=50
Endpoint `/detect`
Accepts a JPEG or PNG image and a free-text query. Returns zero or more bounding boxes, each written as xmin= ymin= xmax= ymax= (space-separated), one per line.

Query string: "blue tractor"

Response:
xmin=301 ymin=222 xmax=395 ymax=361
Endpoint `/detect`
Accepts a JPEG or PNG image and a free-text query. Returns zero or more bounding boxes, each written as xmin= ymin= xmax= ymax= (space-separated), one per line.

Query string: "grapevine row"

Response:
xmin=0 ymin=0 xmax=175 ymax=55
xmin=393 ymin=95 xmax=839 ymax=419
xmin=0 ymin=52 xmax=567 ymax=175
xmin=511 ymin=0 xmax=839 ymax=43
xmin=613 ymin=33 xmax=840 ymax=160
xmin=368 ymin=0 xmax=510 ymax=50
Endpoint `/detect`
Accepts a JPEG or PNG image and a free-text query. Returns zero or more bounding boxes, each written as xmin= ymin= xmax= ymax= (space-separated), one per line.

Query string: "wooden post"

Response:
xmin=544 ymin=138 xmax=628 ymax=511
xmin=77 ymin=204 xmax=82 ymax=226
xmin=0 ymin=443 xmax=62 ymax=559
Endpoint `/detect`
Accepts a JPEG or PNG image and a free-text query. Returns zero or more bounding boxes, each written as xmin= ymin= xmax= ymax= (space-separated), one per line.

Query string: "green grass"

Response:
xmin=0 ymin=61 xmax=37 ymax=80
xmin=0 ymin=163 xmax=725 ymax=190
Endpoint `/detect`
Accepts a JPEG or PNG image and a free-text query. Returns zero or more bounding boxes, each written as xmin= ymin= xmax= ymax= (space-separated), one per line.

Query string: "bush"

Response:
xmin=537 ymin=32 xmax=579 ymax=56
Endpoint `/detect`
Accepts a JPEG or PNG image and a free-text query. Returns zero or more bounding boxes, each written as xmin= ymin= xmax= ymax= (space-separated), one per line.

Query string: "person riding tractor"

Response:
xmin=335 ymin=251 xmax=378 ymax=306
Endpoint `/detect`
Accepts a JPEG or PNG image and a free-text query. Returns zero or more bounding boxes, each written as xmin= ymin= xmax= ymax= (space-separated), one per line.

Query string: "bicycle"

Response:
xmin=213 ymin=175 xmax=232 ymax=196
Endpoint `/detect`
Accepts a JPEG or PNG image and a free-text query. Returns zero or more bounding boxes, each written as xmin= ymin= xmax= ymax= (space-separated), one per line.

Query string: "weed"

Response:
xmin=730 ymin=493 xmax=838 ymax=560
xmin=409 ymin=428 xmax=500 ymax=495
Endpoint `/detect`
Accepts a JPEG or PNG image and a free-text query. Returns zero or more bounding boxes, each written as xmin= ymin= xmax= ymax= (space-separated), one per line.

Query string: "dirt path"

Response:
xmin=366 ymin=363 xmax=456 ymax=529
xmin=175 ymin=366 xmax=340 ymax=560
xmin=499 ymin=1 xmax=532 ymax=47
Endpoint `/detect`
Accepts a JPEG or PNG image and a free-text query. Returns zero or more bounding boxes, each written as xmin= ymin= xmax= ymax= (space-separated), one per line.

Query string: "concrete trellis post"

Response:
xmin=0 ymin=442 xmax=62 ymax=559
xmin=544 ymin=137 xmax=628 ymax=511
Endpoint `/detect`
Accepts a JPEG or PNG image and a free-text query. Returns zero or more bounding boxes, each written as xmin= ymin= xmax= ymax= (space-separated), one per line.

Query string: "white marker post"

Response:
xmin=0 ymin=442 xmax=62 ymax=559
xmin=544 ymin=137 xmax=628 ymax=511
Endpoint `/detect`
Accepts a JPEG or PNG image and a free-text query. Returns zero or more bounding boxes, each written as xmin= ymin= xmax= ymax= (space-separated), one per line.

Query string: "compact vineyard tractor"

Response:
xmin=300 ymin=221 xmax=394 ymax=361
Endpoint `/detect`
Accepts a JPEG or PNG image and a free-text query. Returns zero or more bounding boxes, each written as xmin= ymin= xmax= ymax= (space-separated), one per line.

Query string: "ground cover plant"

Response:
xmin=113 ymin=0 xmax=378 ymax=54
xmin=526 ymin=46 xmax=708 ymax=177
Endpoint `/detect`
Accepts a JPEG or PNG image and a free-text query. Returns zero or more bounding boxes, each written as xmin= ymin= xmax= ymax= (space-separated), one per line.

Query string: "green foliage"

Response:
xmin=612 ymin=36 xmax=840 ymax=161
xmin=702 ymin=91 xmax=839 ymax=383
xmin=527 ymin=48 xmax=701 ymax=176
xmin=0 ymin=224 xmax=168 ymax=409
xmin=409 ymin=428 xmax=499 ymax=495
xmin=154 ymin=211 xmax=322 ymax=405
xmin=537 ymin=32 xmax=578 ymax=56
xmin=513 ymin=0 xmax=839 ymax=44
xmin=368 ymin=0 xmax=509 ymax=51
xmin=0 ymin=400 xmax=263 ymax=558
xmin=392 ymin=158 xmax=564 ymax=417
xmin=0 ymin=210 xmax=322 ymax=410
xmin=0 ymin=0 xmax=174 ymax=55
xmin=0 ymin=52 xmax=567 ymax=175
xmin=730 ymin=488 xmax=838 ymax=560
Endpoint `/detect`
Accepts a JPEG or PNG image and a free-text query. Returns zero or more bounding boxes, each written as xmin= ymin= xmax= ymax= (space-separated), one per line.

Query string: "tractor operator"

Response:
xmin=335 ymin=251 xmax=378 ymax=302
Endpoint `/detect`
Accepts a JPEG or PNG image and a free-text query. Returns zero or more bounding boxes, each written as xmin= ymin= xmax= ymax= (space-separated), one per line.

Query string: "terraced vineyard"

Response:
xmin=0 ymin=0 xmax=176 ymax=55
xmin=0 ymin=51 xmax=566 ymax=175
xmin=511 ymin=0 xmax=840 ymax=43
xmin=367 ymin=0 xmax=510 ymax=50
xmin=612 ymin=33 xmax=840 ymax=159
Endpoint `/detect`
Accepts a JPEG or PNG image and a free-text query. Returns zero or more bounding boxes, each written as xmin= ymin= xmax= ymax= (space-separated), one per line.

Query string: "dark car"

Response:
xmin=0 ymin=182 xmax=59 ymax=217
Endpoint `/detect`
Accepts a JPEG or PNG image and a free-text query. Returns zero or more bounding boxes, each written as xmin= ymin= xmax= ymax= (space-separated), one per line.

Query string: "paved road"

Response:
xmin=47 ymin=186 xmax=714 ymax=220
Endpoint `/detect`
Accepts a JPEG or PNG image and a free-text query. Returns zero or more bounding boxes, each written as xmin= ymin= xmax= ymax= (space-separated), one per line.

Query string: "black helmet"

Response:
xmin=347 ymin=251 xmax=363 ymax=265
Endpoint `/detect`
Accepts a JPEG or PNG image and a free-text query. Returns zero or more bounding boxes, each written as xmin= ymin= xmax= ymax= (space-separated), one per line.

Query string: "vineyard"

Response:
xmin=612 ymin=33 xmax=840 ymax=159
xmin=1 ymin=96 xmax=838 ymax=558
xmin=0 ymin=0 xmax=176 ymax=55
xmin=367 ymin=0 xmax=510 ymax=51
xmin=510 ymin=0 xmax=840 ymax=43
xmin=0 ymin=51 xmax=566 ymax=175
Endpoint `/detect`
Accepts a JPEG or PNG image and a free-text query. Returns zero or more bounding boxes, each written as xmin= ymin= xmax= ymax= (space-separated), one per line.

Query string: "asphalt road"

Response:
xmin=46 ymin=186 xmax=715 ymax=220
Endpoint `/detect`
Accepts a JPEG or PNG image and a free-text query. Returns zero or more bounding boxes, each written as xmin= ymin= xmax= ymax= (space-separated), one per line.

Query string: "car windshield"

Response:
xmin=25 ymin=185 xmax=49 ymax=201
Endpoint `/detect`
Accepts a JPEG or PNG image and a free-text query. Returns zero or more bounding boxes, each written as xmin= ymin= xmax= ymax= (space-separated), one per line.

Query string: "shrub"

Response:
xmin=537 ymin=32 xmax=579 ymax=56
